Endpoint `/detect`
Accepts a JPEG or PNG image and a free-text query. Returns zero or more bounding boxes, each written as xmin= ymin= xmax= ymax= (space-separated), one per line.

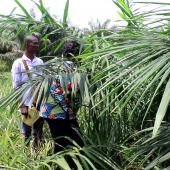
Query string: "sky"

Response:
xmin=0 ymin=0 xmax=168 ymax=29
xmin=0 ymin=0 xmax=121 ymax=28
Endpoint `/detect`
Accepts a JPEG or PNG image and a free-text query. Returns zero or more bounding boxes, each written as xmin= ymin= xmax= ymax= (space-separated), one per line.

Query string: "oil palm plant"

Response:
xmin=87 ymin=1 xmax=170 ymax=135
xmin=79 ymin=1 xmax=170 ymax=168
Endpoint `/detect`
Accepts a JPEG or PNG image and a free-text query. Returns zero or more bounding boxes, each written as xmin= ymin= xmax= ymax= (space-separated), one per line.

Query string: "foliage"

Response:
xmin=1 ymin=0 xmax=170 ymax=169
xmin=0 ymin=0 xmax=79 ymax=58
xmin=0 ymin=72 xmax=118 ymax=169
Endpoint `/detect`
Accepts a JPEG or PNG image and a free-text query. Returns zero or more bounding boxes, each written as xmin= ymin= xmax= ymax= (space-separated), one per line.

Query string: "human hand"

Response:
xmin=21 ymin=112 xmax=29 ymax=119
xmin=20 ymin=106 xmax=29 ymax=118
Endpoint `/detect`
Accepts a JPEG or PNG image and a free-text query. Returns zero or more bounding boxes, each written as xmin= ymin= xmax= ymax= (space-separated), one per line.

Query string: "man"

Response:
xmin=11 ymin=34 xmax=44 ymax=146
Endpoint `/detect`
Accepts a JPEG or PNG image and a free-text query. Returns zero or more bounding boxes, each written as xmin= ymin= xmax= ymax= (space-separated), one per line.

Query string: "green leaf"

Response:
xmin=63 ymin=0 xmax=69 ymax=28
xmin=14 ymin=0 xmax=33 ymax=19
xmin=152 ymin=78 xmax=170 ymax=137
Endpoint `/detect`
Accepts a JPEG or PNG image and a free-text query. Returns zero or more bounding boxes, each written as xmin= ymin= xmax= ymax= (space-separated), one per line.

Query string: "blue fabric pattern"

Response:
xmin=40 ymin=61 xmax=80 ymax=120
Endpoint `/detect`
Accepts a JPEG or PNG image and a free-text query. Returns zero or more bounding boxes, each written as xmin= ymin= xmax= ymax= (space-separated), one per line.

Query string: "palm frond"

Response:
xmin=80 ymin=10 xmax=170 ymax=136
xmin=63 ymin=0 xmax=69 ymax=28
xmin=127 ymin=124 xmax=170 ymax=169
xmin=0 ymin=58 xmax=89 ymax=112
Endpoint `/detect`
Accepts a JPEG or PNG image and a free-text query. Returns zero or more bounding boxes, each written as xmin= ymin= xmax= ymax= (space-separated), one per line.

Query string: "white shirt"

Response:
xmin=11 ymin=54 xmax=43 ymax=106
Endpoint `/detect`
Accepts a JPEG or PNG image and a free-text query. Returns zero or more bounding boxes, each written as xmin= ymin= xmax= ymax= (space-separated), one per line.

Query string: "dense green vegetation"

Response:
xmin=1 ymin=0 xmax=170 ymax=169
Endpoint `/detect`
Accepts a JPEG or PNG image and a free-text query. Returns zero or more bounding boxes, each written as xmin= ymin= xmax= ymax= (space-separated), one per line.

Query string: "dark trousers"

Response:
xmin=22 ymin=117 xmax=44 ymax=147
xmin=45 ymin=119 xmax=84 ymax=153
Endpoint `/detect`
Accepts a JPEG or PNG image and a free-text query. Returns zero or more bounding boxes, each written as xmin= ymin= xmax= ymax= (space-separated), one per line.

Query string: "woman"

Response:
xmin=40 ymin=41 xmax=83 ymax=153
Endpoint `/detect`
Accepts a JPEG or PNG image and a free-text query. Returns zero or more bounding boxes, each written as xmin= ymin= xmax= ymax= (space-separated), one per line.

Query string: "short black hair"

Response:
xmin=31 ymin=32 xmax=41 ymax=41
xmin=63 ymin=40 xmax=80 ymax=57
xmin=25 ymin=35 xmax=39 ymax=44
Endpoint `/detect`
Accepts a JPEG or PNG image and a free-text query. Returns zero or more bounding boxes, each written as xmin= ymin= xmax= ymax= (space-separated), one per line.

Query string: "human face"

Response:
xmin=26 ymin=37 xmax=39 ymax=53
xmin=29 ymin=39 xmax=39 ymax=49
xmin=30 ymin=40 xmax=39 ymax=46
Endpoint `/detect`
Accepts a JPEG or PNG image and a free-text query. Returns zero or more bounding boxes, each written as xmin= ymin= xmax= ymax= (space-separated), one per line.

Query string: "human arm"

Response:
xmin=11 ymin=59 xmax=22 ymax=89
xmin=11 ymin=59 xmax=29 ymax=116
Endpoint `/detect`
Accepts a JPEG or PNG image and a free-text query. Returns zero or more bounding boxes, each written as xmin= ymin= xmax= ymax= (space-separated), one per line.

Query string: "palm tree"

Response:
xmin=80 ymin=1 xmax=170 ymax=168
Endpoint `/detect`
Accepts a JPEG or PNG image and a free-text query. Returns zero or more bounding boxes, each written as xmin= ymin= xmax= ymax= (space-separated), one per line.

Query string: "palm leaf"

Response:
xmin=14 ymin=0 xmax=33 ymax=19
xmin=152 ymin=78 xmax=170 ymax=137
xmin=0 ymin=58 xmax=89 ymax=112
xmin=63 ymin=0 xmax=69 ymax=28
